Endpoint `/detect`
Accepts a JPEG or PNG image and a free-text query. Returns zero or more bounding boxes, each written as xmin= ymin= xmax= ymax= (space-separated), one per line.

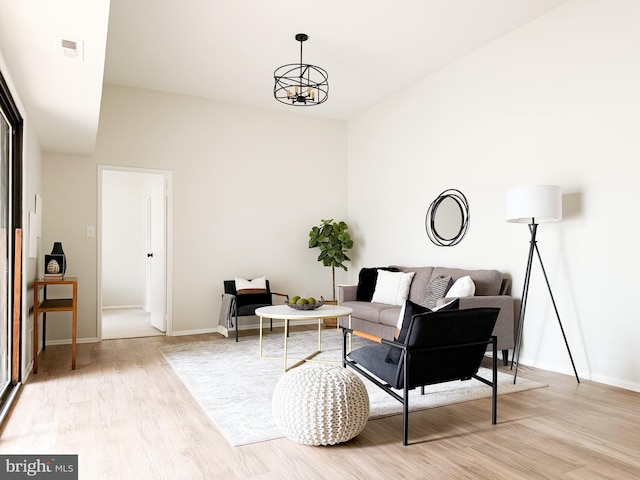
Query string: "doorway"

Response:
xmin=98 ymin=166 xmax=173 ymax=340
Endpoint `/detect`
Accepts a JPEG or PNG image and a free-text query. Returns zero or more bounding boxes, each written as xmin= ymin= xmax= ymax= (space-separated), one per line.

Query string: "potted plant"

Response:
xmin=308 ymin=218 xmax=354 ymax=300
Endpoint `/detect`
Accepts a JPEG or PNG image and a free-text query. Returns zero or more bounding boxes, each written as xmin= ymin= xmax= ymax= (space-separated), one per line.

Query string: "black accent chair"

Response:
xmin=223 ymin=280 xmax=288 ymax=342
xmin=343 ymin=307 xmax=500 ymax=445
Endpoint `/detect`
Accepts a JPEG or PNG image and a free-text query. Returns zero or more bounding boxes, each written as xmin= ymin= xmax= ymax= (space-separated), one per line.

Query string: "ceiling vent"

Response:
xmin=56 ymin=36 xmax=84 ymax=61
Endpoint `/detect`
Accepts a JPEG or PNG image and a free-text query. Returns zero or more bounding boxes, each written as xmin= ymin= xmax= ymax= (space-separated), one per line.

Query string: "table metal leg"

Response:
xmin=259 ymin=315 xmax=264 ymax=359
xmin=283 ymin=318 xmax=289 ymax=371
xmin=256 ymin=309 xmax=352 ymax=372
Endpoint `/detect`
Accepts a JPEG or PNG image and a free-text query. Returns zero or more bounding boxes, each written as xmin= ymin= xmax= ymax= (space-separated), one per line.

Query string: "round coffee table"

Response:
xmin=255 ymin=304 xmax=353 ymax=372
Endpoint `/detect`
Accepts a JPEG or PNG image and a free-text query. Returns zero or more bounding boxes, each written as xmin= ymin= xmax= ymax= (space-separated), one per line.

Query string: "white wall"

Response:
xmin=41 ymin=85 xmax=348 ymax=339
xmin=347 ymin=0 xmax=640 ymax=391
xmin=101 ymin=170 xmax=148 ymax=308
xmin=41 ymin=151 xmax=97 ymax=341
xmin=21 ymin=123 xmax=42 ymax=376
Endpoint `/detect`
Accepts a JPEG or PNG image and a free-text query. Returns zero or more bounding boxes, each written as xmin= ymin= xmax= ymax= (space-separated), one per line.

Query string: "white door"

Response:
xmin=147 ymin=177 xmax=166 ymax=331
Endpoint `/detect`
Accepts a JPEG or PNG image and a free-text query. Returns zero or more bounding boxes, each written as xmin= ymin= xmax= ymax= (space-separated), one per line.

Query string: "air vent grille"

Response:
xmin=56 ymin=35 xmax=84 ymax=61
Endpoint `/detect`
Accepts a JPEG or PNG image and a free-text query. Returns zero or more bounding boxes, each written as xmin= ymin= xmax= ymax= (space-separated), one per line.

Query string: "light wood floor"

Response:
xmin=102 ymin=307 xmax=164 ymax=339
xmin=1 ymin=329 xmax=639 ymax=480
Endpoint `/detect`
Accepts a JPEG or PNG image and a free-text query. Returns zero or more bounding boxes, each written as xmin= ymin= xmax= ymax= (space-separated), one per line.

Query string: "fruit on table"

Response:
xmin=288 ymin=295 xmax=320 ymax=306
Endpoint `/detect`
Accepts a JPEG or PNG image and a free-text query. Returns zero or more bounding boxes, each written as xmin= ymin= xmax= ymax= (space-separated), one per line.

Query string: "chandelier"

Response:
xmin=274 ymin=33 xmax=328 ymax=106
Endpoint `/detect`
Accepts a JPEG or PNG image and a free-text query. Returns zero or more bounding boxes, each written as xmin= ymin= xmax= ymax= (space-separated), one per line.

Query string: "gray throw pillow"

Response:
xmin=419 ymin=275 xmax=452 ymax=308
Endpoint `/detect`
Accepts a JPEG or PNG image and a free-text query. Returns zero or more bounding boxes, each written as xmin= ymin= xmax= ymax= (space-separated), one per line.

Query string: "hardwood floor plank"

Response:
xmin=1 ymin=333 xmax=639 ymax=479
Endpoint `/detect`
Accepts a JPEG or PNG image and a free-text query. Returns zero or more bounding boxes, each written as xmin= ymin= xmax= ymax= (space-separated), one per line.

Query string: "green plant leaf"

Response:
xmin=309 ymin=218 xmax=354 ymax=293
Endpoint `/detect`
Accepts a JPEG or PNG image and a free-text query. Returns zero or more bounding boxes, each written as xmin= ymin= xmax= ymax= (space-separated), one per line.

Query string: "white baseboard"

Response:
xmin=102 ymin=305 xmax=146 ymax=310
xmin=527 ymin=358 xmax=640 ymax=393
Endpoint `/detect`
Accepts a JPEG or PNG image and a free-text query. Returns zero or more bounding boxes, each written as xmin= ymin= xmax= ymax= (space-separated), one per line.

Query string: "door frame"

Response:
xmin=97 ymin=165 xmax=173 ymax=339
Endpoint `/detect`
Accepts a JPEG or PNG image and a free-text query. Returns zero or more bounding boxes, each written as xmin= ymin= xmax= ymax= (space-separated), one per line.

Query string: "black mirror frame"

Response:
xmin=425 ymin=189 xmax=470 ymax=247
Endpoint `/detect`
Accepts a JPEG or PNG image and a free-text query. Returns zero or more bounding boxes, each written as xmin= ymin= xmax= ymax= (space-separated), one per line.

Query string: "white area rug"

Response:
xmin=158 ymin=329 xmax=546 ymax=447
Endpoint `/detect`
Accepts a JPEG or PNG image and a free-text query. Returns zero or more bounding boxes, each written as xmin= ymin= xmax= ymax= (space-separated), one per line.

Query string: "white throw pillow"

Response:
xmin=235 ymin=276 xmax=267 ymax=294
xmin=396 ymin=301 xmax=407 ymax=330
xmin=396 ymin=297 xmax=459 ymax=331
xmin=371 ymin=270 xmax=415 ymax=306
xmin=446 ymin=276 xmax=476 ymax=297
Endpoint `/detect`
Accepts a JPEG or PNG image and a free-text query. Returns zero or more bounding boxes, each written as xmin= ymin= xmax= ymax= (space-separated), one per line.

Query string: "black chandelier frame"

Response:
xmin=274 ymin=33 xmax=329 ymax=106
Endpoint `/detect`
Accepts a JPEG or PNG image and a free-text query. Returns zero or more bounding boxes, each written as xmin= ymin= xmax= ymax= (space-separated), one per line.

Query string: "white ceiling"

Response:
xmin=0 ymin=0 xmax=569 ymax=155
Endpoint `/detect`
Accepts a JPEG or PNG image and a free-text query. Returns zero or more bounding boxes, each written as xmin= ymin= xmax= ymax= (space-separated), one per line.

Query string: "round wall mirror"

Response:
xmin=425 ymin=189 xmax=469 ymax=247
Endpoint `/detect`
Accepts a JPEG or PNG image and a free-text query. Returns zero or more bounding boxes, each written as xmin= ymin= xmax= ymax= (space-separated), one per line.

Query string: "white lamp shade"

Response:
xmin=506 ymin=185 xmax=562 ymax=223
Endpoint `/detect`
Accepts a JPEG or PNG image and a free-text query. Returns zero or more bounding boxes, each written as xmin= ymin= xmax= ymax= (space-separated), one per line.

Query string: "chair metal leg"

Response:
xmin=403 ymin=353 xmax=409 ymax=446
xmin=492 ymin=338 xmax=498 ymax=425
xmin=403 ymin=386 xmax=409 ymax=446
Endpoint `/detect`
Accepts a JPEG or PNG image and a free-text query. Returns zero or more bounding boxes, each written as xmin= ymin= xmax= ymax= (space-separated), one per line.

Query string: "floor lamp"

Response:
xmin=506 ymin=185 xmax=580 ymax=384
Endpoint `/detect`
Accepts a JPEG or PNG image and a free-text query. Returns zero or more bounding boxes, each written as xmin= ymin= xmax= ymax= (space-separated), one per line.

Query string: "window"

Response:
xmin=0 ymin=69 xmax=23 ymax=420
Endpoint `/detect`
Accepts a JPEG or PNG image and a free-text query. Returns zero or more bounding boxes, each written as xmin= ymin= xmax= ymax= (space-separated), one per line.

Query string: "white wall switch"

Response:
xmin=86 ymin=226 xmax=95 ymax=237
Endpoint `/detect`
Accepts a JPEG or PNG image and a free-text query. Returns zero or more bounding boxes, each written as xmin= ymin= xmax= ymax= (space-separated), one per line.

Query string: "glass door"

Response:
xmin=0 ymin=110 xmax=10 ymax=396
xmin=0 ymin=70 xmax=21 ymax=418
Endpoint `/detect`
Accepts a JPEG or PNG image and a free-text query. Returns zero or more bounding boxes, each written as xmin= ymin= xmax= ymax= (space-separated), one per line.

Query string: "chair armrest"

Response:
xmin=339 ymin=285 xmax=357 ymax=303
xmin=271 ymin=292 xmax=289 ymax=301
xmin=343 ymin=327 xmax=404 ymax=349
xmin=352 ymin=329 xmax=383 ymax=344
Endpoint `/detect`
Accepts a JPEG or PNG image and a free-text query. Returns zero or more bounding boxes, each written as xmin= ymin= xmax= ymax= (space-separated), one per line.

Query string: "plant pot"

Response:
xmin=323 ymin=299 xmax=338 ymax=328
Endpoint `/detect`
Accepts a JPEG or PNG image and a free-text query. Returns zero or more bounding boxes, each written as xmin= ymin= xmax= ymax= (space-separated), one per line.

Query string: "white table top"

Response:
xmin=255 ymin=304 xmax=352 ymax=320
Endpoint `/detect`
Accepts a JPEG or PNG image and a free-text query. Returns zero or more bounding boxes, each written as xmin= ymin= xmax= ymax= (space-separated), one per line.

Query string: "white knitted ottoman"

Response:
xmin=272 ymin=365 xmax=369 ymax=445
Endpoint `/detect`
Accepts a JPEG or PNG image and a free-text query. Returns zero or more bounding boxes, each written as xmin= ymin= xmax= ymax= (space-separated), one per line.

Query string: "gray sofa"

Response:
xmin=338 ymin=266 xmax=515 ymax=364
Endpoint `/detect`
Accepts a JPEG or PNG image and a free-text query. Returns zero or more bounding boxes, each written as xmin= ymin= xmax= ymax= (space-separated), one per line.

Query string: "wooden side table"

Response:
xmin=33 ymin=277 xmax=78 ymax=373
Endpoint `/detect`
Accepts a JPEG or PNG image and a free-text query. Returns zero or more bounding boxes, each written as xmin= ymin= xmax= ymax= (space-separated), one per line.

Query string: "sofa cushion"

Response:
xmin=356 ymin=267 xmax=400 ymax=301
xmin=379 ymin=306 xmax=403 ymax=327
xmin=341 ymin=301 xmax=395 ymax=324
xmin=431 ymin=267 xmax=503 ymax=296
xmin=371 ymin=270 xmax=415 ymax=306
xmin=385 ymin=298 xmax=460 ymax=364
xmin=419 ymin=275 xmax=453 ymax=308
